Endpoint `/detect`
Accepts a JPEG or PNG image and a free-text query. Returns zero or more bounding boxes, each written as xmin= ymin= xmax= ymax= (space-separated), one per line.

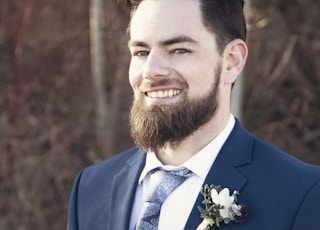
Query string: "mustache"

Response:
xmin=141 ymin=78 xmax=188 ymax=89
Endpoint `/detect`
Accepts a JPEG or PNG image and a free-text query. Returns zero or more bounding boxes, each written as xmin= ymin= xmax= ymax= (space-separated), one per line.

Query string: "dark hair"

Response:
xmin=118 ymin=0 xmax=141 ymax=15
xmin=120 ymin=0 xmax=246 ymax=54
xmin=200 ymin=0 xmax=246 ymax=54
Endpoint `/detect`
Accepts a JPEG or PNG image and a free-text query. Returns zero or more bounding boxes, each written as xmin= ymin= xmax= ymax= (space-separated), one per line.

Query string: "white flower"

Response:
xmin=231 ymin=203 xmax=242 ymax=216
xmin=196 ymin=218 xmax=211 ymax=230
xmin=210 ymin=188 xmax=235 ymax=219
xmin=197 ymin=184 xmax=248 ymax=229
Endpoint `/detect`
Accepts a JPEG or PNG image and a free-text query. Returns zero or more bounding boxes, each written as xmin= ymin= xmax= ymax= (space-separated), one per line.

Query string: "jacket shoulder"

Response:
xmin=252 ymin=137 xmax=320 ymax=178
xmin=81 ymin=146 xmax=145 ymax=181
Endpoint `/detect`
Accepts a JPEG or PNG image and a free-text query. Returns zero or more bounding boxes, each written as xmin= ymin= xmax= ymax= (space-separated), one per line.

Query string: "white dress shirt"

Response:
xmin=129 ymin=115 xmax=235 ymax=230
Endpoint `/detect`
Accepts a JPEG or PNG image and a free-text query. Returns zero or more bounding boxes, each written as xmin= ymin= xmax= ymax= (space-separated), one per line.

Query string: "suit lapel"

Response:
xmin=107 ymin=148 xmax=146 ymax=230
xmin=185 ymin=120 xmax=253 ymax=230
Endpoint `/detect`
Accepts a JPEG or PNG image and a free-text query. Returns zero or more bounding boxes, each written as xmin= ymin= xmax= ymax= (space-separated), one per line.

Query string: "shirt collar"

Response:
xmin=138 ymin=114 xmax=235 ymax=184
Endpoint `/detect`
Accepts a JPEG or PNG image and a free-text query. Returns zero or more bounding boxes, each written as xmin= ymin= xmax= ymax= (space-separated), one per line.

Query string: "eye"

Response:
xmin=134 ymin=50 xmax=149 ymax=57
xmin=172 ymin=49 xmax=190 ymax=55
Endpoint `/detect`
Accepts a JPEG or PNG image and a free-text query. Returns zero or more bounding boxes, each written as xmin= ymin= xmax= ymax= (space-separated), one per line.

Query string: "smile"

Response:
xmin=146 ymin=89 xmax=181 ymax=98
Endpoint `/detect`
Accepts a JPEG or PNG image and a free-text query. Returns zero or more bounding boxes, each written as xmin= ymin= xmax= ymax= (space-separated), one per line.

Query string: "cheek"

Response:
xmin=128 ymin=63 xmax=141 ymax=90
xmin=128 ymin=74 xmax=136 ymax=89
xmin=187 ymin=70 xmax=216 ymax=97
xmin=129 ymin=76 xmax=141 ymax=95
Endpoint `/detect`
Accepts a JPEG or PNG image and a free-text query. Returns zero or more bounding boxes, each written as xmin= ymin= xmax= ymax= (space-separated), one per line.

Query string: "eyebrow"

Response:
xmin=128 ymin=35 xmax=198 ymax=48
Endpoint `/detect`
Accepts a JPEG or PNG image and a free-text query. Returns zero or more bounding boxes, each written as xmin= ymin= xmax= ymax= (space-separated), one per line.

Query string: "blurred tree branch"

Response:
xmin=5 ymin=0 xmax=33 ymax=176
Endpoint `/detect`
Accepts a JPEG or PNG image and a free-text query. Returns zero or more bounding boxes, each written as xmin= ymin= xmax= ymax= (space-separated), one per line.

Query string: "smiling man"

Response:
xmin=67 ymin=0 xmax=320 ymax=229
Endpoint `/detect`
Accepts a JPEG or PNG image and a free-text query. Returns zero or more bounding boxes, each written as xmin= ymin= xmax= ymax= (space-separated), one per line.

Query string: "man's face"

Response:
xmin=128 ymin=0 xmax=223 ymax=151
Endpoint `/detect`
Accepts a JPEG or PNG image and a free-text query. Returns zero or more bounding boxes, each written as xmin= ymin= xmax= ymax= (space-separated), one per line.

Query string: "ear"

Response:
xmin=222 ymin=39 xmax=248 ymax=84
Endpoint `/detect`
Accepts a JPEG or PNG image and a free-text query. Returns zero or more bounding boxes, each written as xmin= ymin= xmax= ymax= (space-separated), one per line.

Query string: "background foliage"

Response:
xmin=0 ymin=0 xmax=319 ymax=229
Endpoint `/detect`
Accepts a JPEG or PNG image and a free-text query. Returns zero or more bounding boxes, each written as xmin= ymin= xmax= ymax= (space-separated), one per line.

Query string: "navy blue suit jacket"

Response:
xmin=67 ymin=120 xmax=320 ymax=229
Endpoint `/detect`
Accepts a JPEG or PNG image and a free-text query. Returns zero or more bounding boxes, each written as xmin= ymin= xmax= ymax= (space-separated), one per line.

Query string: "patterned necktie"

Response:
xmin=136 ymin=167 xmax=194 ymax=230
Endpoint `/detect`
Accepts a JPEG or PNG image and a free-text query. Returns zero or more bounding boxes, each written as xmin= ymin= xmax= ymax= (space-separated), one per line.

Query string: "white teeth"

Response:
xmin=147 ymin=89 xmax=181 ymax=98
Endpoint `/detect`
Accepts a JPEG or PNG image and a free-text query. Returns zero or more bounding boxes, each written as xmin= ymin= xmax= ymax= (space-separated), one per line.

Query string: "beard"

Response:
xmin=129 ymin=65 xmax=221 ymax=152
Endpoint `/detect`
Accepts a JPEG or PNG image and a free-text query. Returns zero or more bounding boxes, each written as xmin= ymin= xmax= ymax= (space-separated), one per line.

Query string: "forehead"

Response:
xmin=129 ymin=0 xmax=212 ymax=43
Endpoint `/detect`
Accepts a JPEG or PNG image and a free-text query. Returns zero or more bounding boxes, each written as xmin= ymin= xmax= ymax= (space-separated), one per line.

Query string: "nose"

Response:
xmin=143 ymin=51 xmax=171 ymax=79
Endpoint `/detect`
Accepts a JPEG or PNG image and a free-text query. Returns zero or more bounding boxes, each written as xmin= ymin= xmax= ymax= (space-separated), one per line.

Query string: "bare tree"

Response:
xmin=89 ymin=0 xmax=130 ymax=157
xmin=89 ymin=0 xmax=109 ymax=156
xmin=231 ymin=0 xmax=251 ymax=120
xmin=4 ymin=0 xmax=34 ymax=176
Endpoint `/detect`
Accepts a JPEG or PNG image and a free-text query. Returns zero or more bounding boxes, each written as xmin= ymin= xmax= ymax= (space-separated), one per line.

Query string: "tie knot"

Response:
xmin=152 ymin=167 xmax=193 ymax=178
xmin=146 ymin=167 xmax=194 ymax=203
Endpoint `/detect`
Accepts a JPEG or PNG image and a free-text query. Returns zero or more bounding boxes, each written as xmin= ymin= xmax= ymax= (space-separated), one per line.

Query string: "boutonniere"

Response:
xmin=196 ymin=185 xmax=248 ymax=229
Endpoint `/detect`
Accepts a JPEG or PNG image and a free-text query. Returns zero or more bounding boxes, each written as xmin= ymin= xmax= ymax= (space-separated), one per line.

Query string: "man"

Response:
xmin=67 ymin=0 xmax=320 ymax=229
